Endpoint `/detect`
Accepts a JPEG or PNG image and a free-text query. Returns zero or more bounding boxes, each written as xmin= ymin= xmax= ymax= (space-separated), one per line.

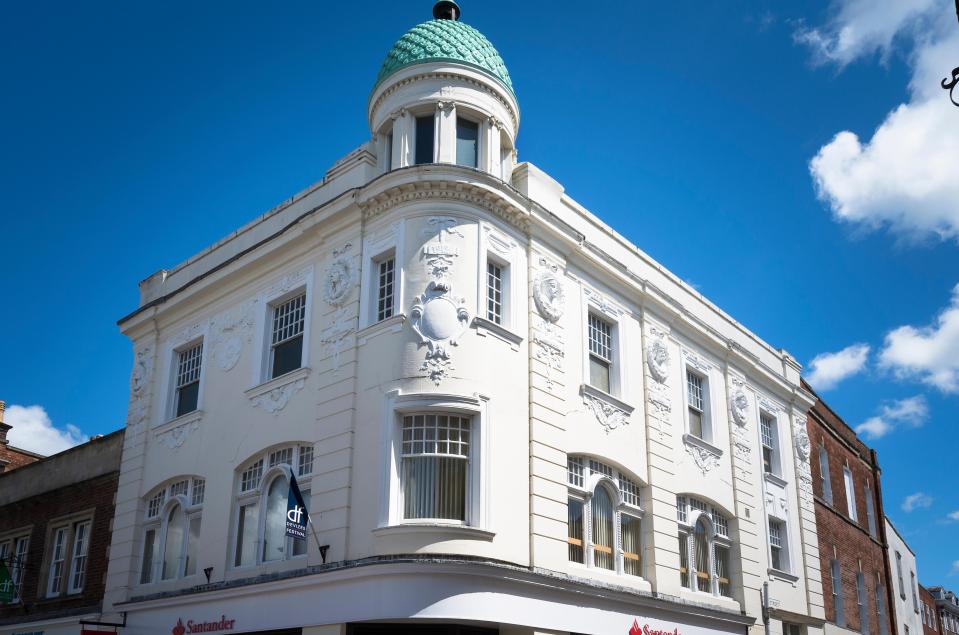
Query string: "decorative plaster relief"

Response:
xmin=581 ymin=387 xmax=632 ymax=434
xmin=532 ymin=258 xmax=565 ymax=323
xmin=794 ymin=423 xmax=811 ymax=462
xmin=154 ymin=418 xmax=200 ymax=451
xmin=682 ymin=349 xmax=711 ymax=373
xmin=758 ymin=395 xmax=781 ymax=414
xmin=730 ymin=386 xmax=749 ymax=427
xmin=683 ymin=435 xmax=721 ymax=475
xmin=323 ymin=243 xmax=355 ymax=307
xmin=533 ymin=320 xmax=564 ymax=391
xmin=250 ymin=377 xmax=306 ymax=414
xmin=584 ymin=287 xmax=622 ymax=317
xmin=485 ymin=226 xmax=515 ymax=257
xmin=421 ymin=217 xmax=464 ymax=289
xmin=646 ymin=333 xmax=671 ymax=384
xmin=321 ymin=307 xmax=355 ymax=374
xmin=729 ymin=377 xmax=752 ymax=461
xmin=644 ymin=324 xmax=672 ymax=441
xmin=410 ymin=282 xmax=471 ymax=385
xmin=793 ymin=418 xmax=814 ymax=502
xmin=209 ymin=300 xmax=257 ymax=372
xmin=265 ymin=266 xmax=312 ymax=300
xmin=168 ymin=322 xmax=205 ymax=349
xmin=130 ymin=345 xmax=154 ymax=427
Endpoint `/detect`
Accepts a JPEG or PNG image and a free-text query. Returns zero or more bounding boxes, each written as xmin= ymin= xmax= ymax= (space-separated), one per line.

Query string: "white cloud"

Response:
xmin=5 ymin=404 xmax=87 ymax=456
xmin=902 ymin=491 xmax=934 ymax=512
xmin=947 ymin=510 xmax=959 ymax=522
xmin=952 ymin=560 xmax=959 ymax=575
xmin=801 ymin=0 xmax=959 ymax=242
xmin=880 ymin=284 xmax=959 ymax=392
xmin=805 ymin=343 xmax=871 ymax=390
xmin=855 ymin=395 xmax=929 ymax=439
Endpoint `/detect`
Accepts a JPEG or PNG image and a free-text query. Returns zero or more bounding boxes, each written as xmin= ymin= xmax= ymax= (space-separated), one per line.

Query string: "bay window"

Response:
xmin=140 ymin=477 xmax=205 ymax=584
xmin=566 ymin=456 xmax=645 ymax=577
xmin=401 ymin=413 xmax=470 ymax=521
xmin=232 ymin=445 xmax=314 ymax=568
xmin=676 ymin=495 xmax=732 ymax=597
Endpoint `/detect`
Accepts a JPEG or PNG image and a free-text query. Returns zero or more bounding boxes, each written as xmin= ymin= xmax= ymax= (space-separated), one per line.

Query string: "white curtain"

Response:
xmin=621 ymin=514 xmax=642 ymax=576
xmin=162 ymin=505 xmax=184 ymax=580
xmin=592 ymin=487 xmax=614 ymax=570
xmin=185 ymin=517 xmax=201 ymax=576
xmin=235 ymin=502 xmax=258 ymax=566
xmin=263 ymin=476 xmax=287 ymax=561
xmin=715 ymin=544 xmax=730 ymax=597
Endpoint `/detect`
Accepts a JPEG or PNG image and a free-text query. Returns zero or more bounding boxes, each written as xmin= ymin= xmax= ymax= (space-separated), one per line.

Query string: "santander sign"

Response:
xmin=172 ymin=616 xmax=236 ymax=634
xmin=630 ymin=619 xmax=681 ymax=635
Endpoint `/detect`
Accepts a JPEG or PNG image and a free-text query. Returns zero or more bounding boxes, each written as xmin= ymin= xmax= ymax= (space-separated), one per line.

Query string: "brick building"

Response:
xmin=0 ymin=401 xmax=44 ymax=474
xmin=921 ymin=585 xmax=941 ymax=635
xmin=928 ymin=587 xmax=959 ymax=635
xmin=0 ymin=429 xmax=123 ymax=635
xmin=805 ymin=380 xmax=895 ymax=635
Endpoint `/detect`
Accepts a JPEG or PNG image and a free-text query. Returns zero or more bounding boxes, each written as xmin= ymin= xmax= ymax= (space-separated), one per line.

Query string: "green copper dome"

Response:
xmin=374 ymin=18 xmax=514 ymax=96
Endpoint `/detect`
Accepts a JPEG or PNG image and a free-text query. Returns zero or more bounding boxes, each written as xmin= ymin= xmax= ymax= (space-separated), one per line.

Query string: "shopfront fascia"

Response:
xmin=114 ymin=559 xmax=754 ymax=635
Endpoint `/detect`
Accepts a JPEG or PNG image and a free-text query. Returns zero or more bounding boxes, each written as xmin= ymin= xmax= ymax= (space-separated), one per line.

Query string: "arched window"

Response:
xmin=566 ymin=456 xmax=645 ymax=577
xmin=232 ymin=444 xmax=314 ymax=568
xmin=140 ymin=477 xmax=205 ymax=584
xmin=677 ymin=495 xmax=732 ymax=597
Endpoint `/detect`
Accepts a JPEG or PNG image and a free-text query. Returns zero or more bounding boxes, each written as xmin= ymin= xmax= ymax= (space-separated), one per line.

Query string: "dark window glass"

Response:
xmin=415 ymin=116 xmax=434 ymax=165
xmin=456 ymin=117 xmax=478 ymax=167
xmin=175 ymin=382 xmax=199 ymax=417
xmin=271 ymin=336 xmax=303 ymax=378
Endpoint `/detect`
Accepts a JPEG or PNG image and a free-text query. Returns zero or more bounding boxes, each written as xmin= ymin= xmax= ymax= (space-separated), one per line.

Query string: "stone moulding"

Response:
xmin=580 ymin=384 xmax=634 ymax=434
xmin=410 ymin=283 xmax=471 ymax=385
xmin=154 ymin=413 xmax=202 ymax=451
xmin=683 ymin=433 xmax=722 ymax=475
xmin=245 ymin=367 xmax=310 ymax=414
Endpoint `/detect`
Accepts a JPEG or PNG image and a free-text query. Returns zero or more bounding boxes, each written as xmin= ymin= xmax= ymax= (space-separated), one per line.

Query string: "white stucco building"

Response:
xmin=885 ymin=519 xmax=923 ymax=635
xmin=102 ymin=3 xmax=826 ymax=635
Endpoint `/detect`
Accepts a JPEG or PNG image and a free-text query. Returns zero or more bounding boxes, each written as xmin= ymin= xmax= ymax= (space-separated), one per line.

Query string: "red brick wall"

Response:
xmin=808 ymin=397 xmax=894 ymax=635
xmin=0 ymin=445 xmax=41 ymax=473
xmin=921 ymin=586 xmax=940 ymax=635
xmin=0 ymin=470 xmax=118 ymax=623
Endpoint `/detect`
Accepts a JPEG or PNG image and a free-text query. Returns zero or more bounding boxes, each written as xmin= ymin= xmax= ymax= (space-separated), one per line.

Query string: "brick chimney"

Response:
xmin=0 ymin=400 xmax=9 ymax=445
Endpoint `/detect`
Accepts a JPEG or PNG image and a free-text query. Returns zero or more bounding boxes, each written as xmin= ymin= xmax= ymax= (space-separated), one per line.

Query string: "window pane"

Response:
xmin=162 ymin=506 xmax=184 ymax=580
xmin=694 ymin=519 xmax=710 ymax=592
xmin=235 ymin=502 xmax=259 ymax=567
xmin=271 ymin=335 xmax=303 ymax=379
xmin=568 ymin=498 xmax=584 ymax=563
xmin=589 ymin=357 xmax=610 ymax=393
xmin=587 ymin=314 xmax=612 ymax=360
xmin=176 ymin=381 xmax=200 ymax=417
xmin=456 ymin=117 xmax=479 ymax=167
xmin=140 ymin=529 xmax=157 ymax=584
xmin=403 ymin=456 xmax=467 ymax=520
xmin=820 ymin=447 xmax=833 ymax=503
xmin=688 ymin=408 xmax=703 ymax=439
xmin=679 ymin=531 xmax=689 ymax=588
xmin=715 ymin=545 xmax=731 ymax=597
xmin=622 ymin=514 xmax=642 ymax=576
xmin=185 ymin=517 xmax=201 ymax=576
xmin=591 ymin=486 xmax=615 ymax=571
xmin=263 ymin=477 xmax=288 ymax=562
xmin=49 ymin=528 xmax=66 ymax=594
xmin=69 ymin=521 xmax=90 ymax=592
xmin=377 ymin=258 xmax=395 ymax=321
xmin=415 ymin=115 xmax=434 ymax=164
xmin=486 ymin=262 xmax=503 ymax=324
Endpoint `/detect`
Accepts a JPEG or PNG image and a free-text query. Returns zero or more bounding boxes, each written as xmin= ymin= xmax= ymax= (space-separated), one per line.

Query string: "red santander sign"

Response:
xmin=630 ymin=619 xmax=681 ymax=635
xmin=172 ymin=616 xmax=236 ymax=634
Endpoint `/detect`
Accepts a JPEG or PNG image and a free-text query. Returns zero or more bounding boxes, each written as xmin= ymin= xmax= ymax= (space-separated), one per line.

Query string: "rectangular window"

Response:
xmin=833 ymin=558 xmax=846 ymax=627
xmin=896 ymin=552 xmax=905 ymax=598
xmin=68 ymin=520 xmax=91 ymax=593
xmin=174 ymin=342 xmax=203 ymax=417
xmin=567 ymin=498 xmax=584 ymax=563
xmin=844 ymin=466 xmax=858 ymax=522
xmin=761 ymin=412 xmax=777 ymax=474
xmin=865 ymin=483 xmax=878 ymax=538
xmin=587 ymin=314 xmax=612 ymax=393
xmin=185 ymin=516 xmax=201 ymax=577
xmin=376 ymin=257 xmax=395 ymax=322
xmin=858 ymin=571 xmax=870 ymax=635
xmin=270 ymin=293 xmax=306 ymax=379
xmin=415 ymin=115 xmax=434 ymax=164
xmin=401 ymin=413 xmax=471 ymax=521
xmin=298 ymin=445 xmax=314 ymax=476
xmin=234 ymin=502 xmax=259 ymax=567
xmin=386 ymin=133 xmax=393 ymax=171
xmin=140 ymin=528 xmax=158 ymax=584
xmin=240 ymin=459 xmax=263 ymax=492
xmin=715 ymin=544 xmax=731 ymax=597
xmin=455 ymin=117 xmax=479 ymax=168
xmin=622 ymin=514 xmax=642 ymax=576
xmin=678 ymin=531 xmax=690 ymax=588
xmin=912 ymin=572 xmax=919 ymax=613
xmin=877 ymin=581 xmax=888 ymax=635
xmin=820 ymin=446 xmax=833 ymax=504
xmin=12 ymin=536 xmax=28 ymax=601
xmin=687 ymin=370 xmax=707 ymax=439
xmin=486 ymin=261 xmax=503 ymax=324
xmin=567 ymin=456 xmax=584 ymax=488
xmin=769 ymin=519 xmax=788 ymax=571
xmin=48 ymin=527 xmax=67 ymax=596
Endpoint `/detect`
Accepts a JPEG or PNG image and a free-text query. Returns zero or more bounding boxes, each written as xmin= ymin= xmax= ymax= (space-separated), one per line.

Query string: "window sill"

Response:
xmin=153 ymin=409 xmax=204 ymax=433
xmin=245 ymin=366 xmax=310 ymax=414
xmin=372 ymin=523 xmax=495 ymax=542
xmin=764 ymin=472 xmax=789 ymax=489
xmin=682 ymin=433 xmax=724 ymax=458
xmin=580 ymin=384 xmax=635 ymax=415
xmin=768 ymin=567 xmax=800 ymax=583
xmin=473 ymin=316 xmax=523 ymax=350
xmin=358 ymin=313 xmax=406 ymax=345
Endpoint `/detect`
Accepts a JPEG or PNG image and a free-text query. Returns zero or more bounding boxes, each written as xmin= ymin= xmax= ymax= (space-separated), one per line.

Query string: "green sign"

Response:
xmin=0 ymin=560 xmax=15 ymax=603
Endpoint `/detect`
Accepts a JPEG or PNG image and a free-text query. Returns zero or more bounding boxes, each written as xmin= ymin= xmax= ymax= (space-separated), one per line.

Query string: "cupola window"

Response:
xmin=456 ymin=117 xmax=479 ymax=168
xmin=415 ymin=115 xmax=435 ymax=164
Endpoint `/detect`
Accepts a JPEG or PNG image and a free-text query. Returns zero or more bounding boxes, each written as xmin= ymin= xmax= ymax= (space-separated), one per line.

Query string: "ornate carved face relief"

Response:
xmin=731 ymin=387 xmax=749 ymax=427
xmin=794 ymin=424 xmax=811 ymax=462
xmin=324 ymin=243 xmax=355 ymax=307
xmin=646 ymin=336 xmax=671 ymax=384
xmin=533 ymin=259 xmax=565 ymax=323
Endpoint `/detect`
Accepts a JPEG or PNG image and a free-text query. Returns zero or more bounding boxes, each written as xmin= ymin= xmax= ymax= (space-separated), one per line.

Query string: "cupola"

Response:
xmin=368 ymin=1 xmax=519 ymax=181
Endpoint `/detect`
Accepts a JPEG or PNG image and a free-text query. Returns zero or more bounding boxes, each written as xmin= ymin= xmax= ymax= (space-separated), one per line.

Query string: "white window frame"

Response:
xmin=45 ymin=514 xmax=93 ymax=598
xmin=156 ymin=325 xmax=210 ymax=427
xmin=372 ymin=251 xmax=397 ymax=323
xmin=676 ymin=495 xmax=733 ymax=597
xmin=66 ymin=519 xmax=91 ymax=594
xmin=484 ymin=253 xmax=508 ymax=327
xmin=684 ymin=366 xmax=713 ymax=443
xmin=767 ymin=516 xmax=791 ymax=573
xmin=581 ymin=293 xmax=625 ymax=398
xmin=454 ymin=113 xmax=481 ymax=169
xmin=896 ymin=551 xmax=905 ymax=598
xmin=759 ymin=411 xmax=781 ymax=476
xmin=0 ymin=531 xmax=30 ymax=603
xmin=843 ymin=465 xmax=858 ymax=522
xmin=169 ymin=339 xmax=205 ymax=420
xmin=565 ymin=456 xmax=645 ymax=578
xmin=251 ymin=266 xmax=314 ymax=388
xmin=819 ymin=445 xmax=833 ymax=504
xmin=139 ymin=477 xmax=206 ymax=585
xmin=380 ymin=391 xmax=491 ymax=532
xmin=230 ymin=445 xmax=314 ymax=570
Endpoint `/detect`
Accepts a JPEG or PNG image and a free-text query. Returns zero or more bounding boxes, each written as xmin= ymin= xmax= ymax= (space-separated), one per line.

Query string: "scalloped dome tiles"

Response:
xmin=374 ymin=18 xmax=514 ymax=95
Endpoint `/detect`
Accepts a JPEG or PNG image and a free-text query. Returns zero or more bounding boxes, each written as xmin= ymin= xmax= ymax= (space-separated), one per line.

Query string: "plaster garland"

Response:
xmin=532 ymin=258 xmax=565 ymax=323
xmin=410 ymin=282 xmax=471 ymax=385
xmin=154 ymin=419 xmax=200 ymax=451
xmin=684 ymin=437 xmax=721 ymax=475
xmin=250 ymin=378 xmax=307 ymax=414
xmin=582 ymin=392 xmax=630 ymax=434
xmin=209 ymin=300 xmax=257 ymax=372
xmin=644 ymin=324 xmax=672 ymax=440
xmin=794 ymin=419 xmax=814 ymax=502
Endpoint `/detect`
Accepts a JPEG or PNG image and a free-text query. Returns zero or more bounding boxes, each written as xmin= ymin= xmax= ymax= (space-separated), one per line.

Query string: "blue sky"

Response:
xmin=1 ymin=1 xmax=957 ymax=579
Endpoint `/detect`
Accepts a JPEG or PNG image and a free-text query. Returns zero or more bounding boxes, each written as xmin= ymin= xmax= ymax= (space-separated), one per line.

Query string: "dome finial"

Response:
xmin=433 ymin=0 xmax=460 ymax=20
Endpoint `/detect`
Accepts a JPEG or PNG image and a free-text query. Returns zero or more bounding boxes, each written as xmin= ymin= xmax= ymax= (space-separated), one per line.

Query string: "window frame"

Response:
xmin=896 ymin=551 xmax=905 ymax=599
xmin=832 ymin=557 xmax=846 ymax=627
xmin=231 ymin=445 xmax=314 ymax=570
xmin=768 ymin=516 xmax=791 ymax=573
xmin=414 ymin=113 xmax=436 ymax=165
xmin=251 ymin=267 xmax=314 ymax=388
xmin=819 ymin=445 xmax=833 ymax=504
xmin=267 ymin=291 xmax=308 ymax=381
xmin=139 ymin=477 xmax=206 ymax=585
xmin=44 ymin=514 xmax=94 ymax=598
xmin=370 ymin=249 xmax=397 ymax=325
xmin=759 ymin=411 xmax=780 ymax=476
xmin=399 ymin=412 xmax=472 ymax=522
xmin=684 ymin=367 xmax=713 ymax=443
xmin=865 ymin=481 xmax=878 ymax=537
xmin=566 ymin=455 xmax=645 ymax=578
xmin=172 ymin=339 xmax=204 ymax=419
xmin=484 ymin=255 xmax=506 ymax=326
xmin=843 ymin=465 xmax=858 ymax=522
xmin=676 ymin=495 xmax=733 ymax=597
xmin=454 ymin=115 xmax=480 ymax=168
xmin=0 ymin=532 xmax=30 ymax=603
